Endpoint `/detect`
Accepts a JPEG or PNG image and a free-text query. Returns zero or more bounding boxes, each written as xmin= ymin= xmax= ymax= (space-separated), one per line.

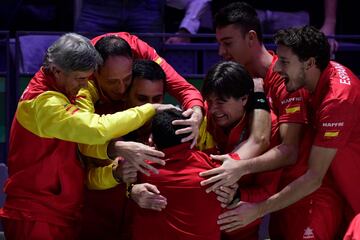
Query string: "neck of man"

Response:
xmin=306 ymin=67 xmax=322 ymax=93
xmin=246 ymin=44 xmax=273 ymax=79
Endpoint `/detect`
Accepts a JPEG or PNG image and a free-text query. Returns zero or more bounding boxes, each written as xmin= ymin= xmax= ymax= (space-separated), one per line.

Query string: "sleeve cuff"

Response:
xmin=86 ymin=163 xmax=119 ymax=190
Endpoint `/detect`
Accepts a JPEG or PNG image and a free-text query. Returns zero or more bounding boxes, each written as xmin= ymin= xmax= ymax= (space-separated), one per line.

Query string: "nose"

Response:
xmin=118 ymin=80 xmax=126 ymax=94
xmin=218 ymin=44 xmax=226 ymax=58
xmin=273 ymin=60 xmax=281 ymax=73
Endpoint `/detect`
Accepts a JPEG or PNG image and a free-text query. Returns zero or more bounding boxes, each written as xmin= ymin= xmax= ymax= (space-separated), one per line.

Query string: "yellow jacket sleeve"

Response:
xmin=86 ymin=163 xmax=119 ymax=190
xmin=196 ymin=116 xmax=216 ymax=151
xmin=16 ymin=91 xmax=156 ymax=145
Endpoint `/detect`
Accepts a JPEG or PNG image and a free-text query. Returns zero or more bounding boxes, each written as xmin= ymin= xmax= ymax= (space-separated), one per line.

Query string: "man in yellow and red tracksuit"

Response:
xmin=0 ymin=33 xmax=170 ymax=240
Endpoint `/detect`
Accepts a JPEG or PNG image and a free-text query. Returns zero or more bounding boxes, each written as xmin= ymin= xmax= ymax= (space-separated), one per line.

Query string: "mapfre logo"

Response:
xmin=281 ymin=97 xmax=302 ymax=105
xmin=303 ymin=227 xmax=315 ymax=239
xmin=322 ymin=122 xmax=344 ymax=127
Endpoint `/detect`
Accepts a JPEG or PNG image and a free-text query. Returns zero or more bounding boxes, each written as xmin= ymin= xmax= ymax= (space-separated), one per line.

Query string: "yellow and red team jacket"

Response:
xmin=91 ymin=32 xmax=204 ymax=110
xmin=0 ymin=68 xmax=157 ymax=226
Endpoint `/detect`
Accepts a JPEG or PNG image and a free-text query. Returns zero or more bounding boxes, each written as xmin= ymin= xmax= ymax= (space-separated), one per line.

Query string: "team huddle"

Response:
xmin=0 ymin=2 xmax=359 ymax=240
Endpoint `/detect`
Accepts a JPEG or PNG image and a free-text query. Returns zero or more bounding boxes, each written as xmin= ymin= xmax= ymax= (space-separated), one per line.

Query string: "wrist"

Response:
xmin=126 ymin=183 xmax=135 ymax=199
xmin=107 ymin=140 xmax=118 ymax=160
xmin=252 ymin=92 xmax=270 ymax=112
xmin=111 ymin=161 xmax=122 ymax=184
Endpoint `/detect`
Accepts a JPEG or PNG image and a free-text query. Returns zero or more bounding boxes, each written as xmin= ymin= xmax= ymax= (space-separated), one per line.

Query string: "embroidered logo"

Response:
xmin=285 ymin=105 xmax=301 ymax=114
xmin=303 ymin=227 xmax=315 ymax=239
xmin=324 ymin=131 xmax=339 ymax=138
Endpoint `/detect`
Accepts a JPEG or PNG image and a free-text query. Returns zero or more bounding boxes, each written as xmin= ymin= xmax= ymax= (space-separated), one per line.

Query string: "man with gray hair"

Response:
xmin=0 ymin=33 xmax=173 ymax=240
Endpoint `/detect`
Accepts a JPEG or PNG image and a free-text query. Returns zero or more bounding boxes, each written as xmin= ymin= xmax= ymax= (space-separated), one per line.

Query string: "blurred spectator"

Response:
xmin=212 ymin=0 xmax=338 ymax=55
xmin=165 ymin=0 xmax=213 ymax=44
xmin=75 ymin=0 xmax=163 ymax=48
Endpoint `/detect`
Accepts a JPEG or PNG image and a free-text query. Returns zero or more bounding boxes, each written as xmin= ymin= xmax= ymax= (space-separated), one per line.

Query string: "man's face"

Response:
xmin=127 ymin=77 xmax=164 ymax=107
xmin=95 ymin=56 xmax=133 ymax=101
xmin=53 ymin=67 xmax=92 ymax=99
xmin=274 ymin=45 xmax=306 ymax=92
xmin=206 ymin=93 xmax=247 ymax=130
xmin=216 ymin=24 xmax=252 ymax=65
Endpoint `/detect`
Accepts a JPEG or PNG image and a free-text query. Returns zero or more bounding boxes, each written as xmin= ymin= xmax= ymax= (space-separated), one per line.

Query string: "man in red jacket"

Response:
xmin=199 ymin=61 xmax=281 ymax=240
xmin=242 ymin=25 xmax=359 ymax=237
xmin=132 ymin=109 xmax=223 ymax=240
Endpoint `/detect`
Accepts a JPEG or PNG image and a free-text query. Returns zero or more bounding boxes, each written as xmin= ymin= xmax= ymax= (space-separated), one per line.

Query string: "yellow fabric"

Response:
xmin=86 ymin=163 xmax=119 ymax=190
xmin=324 ymin=131 xmax=339 ymax=137
xmin=196 ymin=116 xmax=216 ymax=151
xmin=76 ymin=80 xmax=99 ymax=113
xmin=16 ymin=90 xmax=156 ymax=145
xmin=78 ymin=142 xmax=109 ymax=160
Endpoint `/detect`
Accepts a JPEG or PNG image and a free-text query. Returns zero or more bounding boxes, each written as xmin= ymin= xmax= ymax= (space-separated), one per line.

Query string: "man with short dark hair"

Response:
xmin=132 ymin=109 xmax=222 ymax=240
xmin=257 ymin=25 xmax=359 ymax=236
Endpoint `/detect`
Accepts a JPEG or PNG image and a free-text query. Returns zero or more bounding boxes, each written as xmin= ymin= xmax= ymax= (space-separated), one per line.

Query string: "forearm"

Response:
xmin=79 ymin=142 xmax=109 ymax=159
xmin=87 ymin=163 xmax=119 ymax=190
xmin=258 ymin=169 xmax=322 ymax=217
xmin=234 ymin=109 xmax=271 ymax=159
xmin=241 ymin=143 xmax=297 ymax=175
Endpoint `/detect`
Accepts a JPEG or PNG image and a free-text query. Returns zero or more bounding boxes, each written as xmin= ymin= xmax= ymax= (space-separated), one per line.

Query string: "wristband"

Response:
xmin=126 ymin=183 xmax=135 ymax=199
xmin=252 ymin=92 xmax=270 ymax=112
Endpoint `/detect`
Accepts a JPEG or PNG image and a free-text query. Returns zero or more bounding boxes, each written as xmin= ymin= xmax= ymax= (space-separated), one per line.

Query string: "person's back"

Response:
xmin=132 ymin=110 xmax=221 ymax=240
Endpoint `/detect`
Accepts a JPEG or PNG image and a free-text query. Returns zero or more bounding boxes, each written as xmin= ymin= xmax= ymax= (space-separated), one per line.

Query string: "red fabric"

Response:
xmin=309 ymin=61 xmax=360 ymax=216
xmin=0 ymin=69 xmax=84 ymax=227
xmin=221 ymin=223 xmax=259 ymax=240
xmin=132 ymin=143 xmax=221 ymax=240
xmin=264 ymin=55 xmax=341 ymax=239
xmin=2 ymin=218 xmax=80 ymax=240
xmin=91 ymin=32 xmax=204 ymax=110
xmin=344 ymin=214 xmax=360 ymax=240
xmin=264 ymin=52 xmax=309 ymax=150
xmin=270 ymin=184 xmax=344 ymax=240
xmin=79 ymin=186 xmax=131 ymax=240
xmin=206 ymin=108 xmax=282 ymax=238
xmin=79 ymin=101 xmax=130 ymax=240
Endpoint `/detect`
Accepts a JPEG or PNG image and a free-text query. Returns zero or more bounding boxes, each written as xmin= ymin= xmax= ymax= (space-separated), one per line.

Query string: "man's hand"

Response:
xmin=112 ymin=158 xmax=137 ymax=184
xmin=131 ymin=183 xmax=167 ymax=211
xmin=108 ymin=140 xmax=165 ymax=176
xmin=214 ymin=183 xmax=239 ymax=208
xmin=166 ymin=36 xmax=191 ymax=44
xmin=218 ymin=201 xmax=262 ymax=232
xmin=172 ymin=106 xmax=203 ymax=148
xmin=200 ymin=154 xmax=247 ymax=193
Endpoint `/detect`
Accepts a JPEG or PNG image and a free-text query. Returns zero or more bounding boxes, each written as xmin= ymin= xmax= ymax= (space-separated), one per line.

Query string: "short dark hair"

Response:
xmin=151 ymin=109 xmax=190 ymax=149
xmin=132 ymin=59 xmax=166 ymax=83
xmin=94 ymin=35 xmax=132 ymax=63
xmin=215 ymin=2 xmax=263 ymax=42
xmin=202 ymin=61 xmax=254 ymax=111
xmin=274 ymin=25 xmax=330 ymax=71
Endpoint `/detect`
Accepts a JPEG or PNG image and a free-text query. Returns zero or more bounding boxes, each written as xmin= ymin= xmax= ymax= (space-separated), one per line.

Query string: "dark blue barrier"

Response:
xmin=0 ymin=32 xmax=9 ymax=164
